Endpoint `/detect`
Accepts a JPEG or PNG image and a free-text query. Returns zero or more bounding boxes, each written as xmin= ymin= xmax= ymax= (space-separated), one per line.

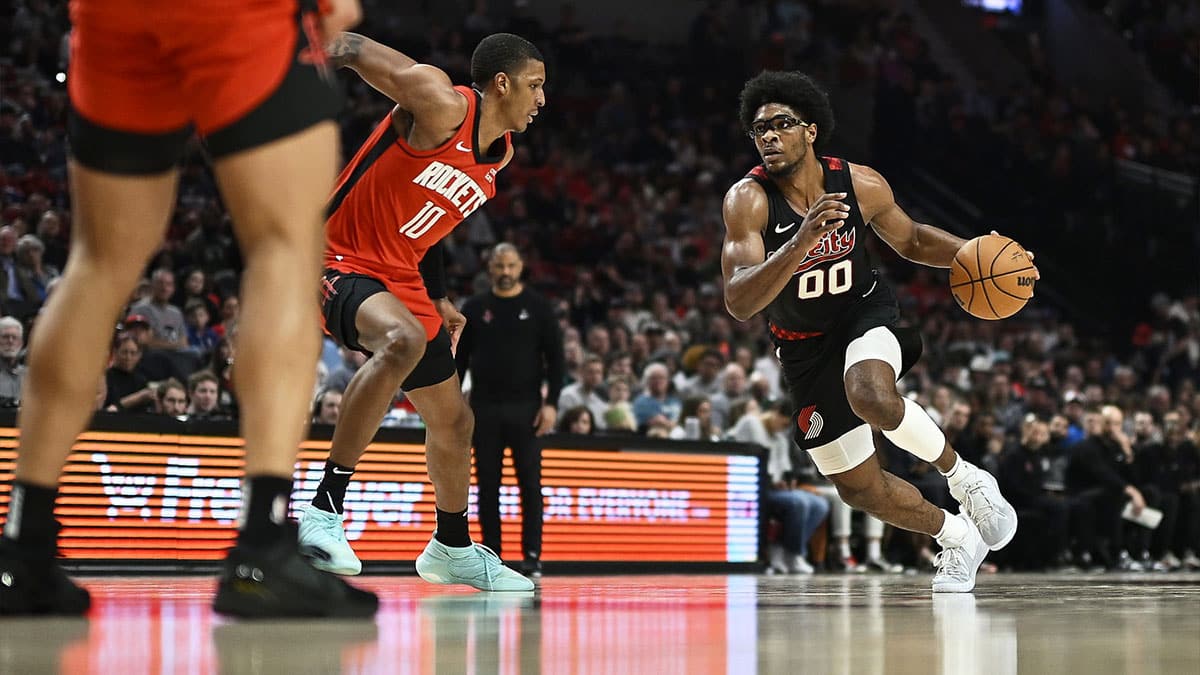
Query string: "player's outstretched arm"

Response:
xmin=855 ymin=163 xmax=1038 ymax=276
xmin=326 ymin=32 xmax=464 ymax=126
xmin=853 ymin=163 xmax=966 ymax=268
xmin=721 ymin=179 xmax=847 ymax=321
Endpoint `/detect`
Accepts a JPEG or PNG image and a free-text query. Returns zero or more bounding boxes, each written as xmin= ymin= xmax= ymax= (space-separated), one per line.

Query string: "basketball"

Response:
xmin=949 ymin=234 xmax=1036 ymax=320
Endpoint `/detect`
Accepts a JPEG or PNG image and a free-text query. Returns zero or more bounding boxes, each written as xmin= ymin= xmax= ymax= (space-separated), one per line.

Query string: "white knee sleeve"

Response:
xmin=881 ymin=397 xmax=945 ymax=463
xmin=844 ymin=326 xmax=903 ymax=379
xmin=807 ymin=424 xmax=874 ymax=476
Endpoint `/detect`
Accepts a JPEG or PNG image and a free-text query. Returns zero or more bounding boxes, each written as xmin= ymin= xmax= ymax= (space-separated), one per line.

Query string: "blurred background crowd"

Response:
xmin=1 ymin=0 xmax=1197 ymax=573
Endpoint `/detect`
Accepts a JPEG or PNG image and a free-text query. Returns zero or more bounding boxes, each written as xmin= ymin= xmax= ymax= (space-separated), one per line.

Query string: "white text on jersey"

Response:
xmin=410 ymin=160 xmax=488 ymax=218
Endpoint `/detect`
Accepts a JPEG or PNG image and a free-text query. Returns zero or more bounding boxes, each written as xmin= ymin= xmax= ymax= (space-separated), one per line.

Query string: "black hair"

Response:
xmin=470 ymin=33 xmax=543 ymax=89
xmin=737 ymin=71 xmax=835 ymax=152
xmin=557 ymin=405 xmax=594 ymax=434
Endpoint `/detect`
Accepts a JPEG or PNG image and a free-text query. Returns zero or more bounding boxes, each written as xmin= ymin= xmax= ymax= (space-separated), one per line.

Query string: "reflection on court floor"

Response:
xmin=1 ymin=574 xmax=1197 ymax=674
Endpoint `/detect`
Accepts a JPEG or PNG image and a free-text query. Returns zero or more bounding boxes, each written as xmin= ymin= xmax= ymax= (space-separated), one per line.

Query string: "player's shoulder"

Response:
xmin=723 ymin=175 xmax=769 ymax=209
xmin=724 ymin=175 xmax=767 ymax=198
xmin=847 ymin=162 xmax=890 ymax=195
xmin=847 ymin=161 xmax=894 ymax=212
xmin=722 ymin=177 xmax=769 ymax=226
xmin=401 ymin=71 xmax=469 ymax=130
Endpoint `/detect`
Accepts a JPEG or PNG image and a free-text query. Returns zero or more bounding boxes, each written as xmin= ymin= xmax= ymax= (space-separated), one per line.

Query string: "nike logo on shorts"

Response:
xmin=775 ymin=222 xmax=797 ymax=234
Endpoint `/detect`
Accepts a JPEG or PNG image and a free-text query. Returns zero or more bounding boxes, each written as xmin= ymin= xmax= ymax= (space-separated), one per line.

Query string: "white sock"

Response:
xmin=935 ymin=510 xmax=969 ymax=548
xmin=944 ymin=457 xmax=975 ymax=490
xmin=941 ymin=455 xmax=964 ymax=480
xmin=838 ymin=540 xmax=851 ymax=559
xmin=867 ymin=538 xmax=882 ymax=561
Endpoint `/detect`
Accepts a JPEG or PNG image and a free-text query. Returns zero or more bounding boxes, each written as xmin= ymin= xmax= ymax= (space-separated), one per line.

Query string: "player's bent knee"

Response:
xmin=427 ymin=402 xmax=474 ymax=449
xmin=844 ymin=376 xmax=901 ymax=427
xmin=376 ymin=323 xmax=426 ymax=366
xmin=449 ymin=404 xmax=474 ymax=443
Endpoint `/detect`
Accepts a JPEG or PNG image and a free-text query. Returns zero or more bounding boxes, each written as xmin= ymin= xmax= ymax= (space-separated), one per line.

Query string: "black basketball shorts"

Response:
xmin=319 ymin=269 xmax=456 ymax=391
xmin=776 ymin=289 xmax=923 ymax=464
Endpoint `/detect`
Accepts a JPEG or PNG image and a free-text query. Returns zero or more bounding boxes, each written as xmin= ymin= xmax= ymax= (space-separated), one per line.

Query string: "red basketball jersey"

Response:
xmin=324 ymin=86 xmax=509 ymax=278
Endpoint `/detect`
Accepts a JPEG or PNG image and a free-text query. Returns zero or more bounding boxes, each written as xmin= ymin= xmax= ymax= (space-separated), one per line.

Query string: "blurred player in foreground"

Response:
xmin=0 ymin=0 xmax=376 ymax=618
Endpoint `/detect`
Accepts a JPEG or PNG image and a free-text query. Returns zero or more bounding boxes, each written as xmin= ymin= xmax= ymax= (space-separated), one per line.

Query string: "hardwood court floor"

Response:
xmin=1 ymin=573 xmax=1197 ymax=674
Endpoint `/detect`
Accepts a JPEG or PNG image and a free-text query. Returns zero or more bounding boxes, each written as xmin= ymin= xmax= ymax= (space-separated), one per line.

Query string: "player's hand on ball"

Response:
xmin=795 ymin=192 xmax=850 ymax=250
xmin=990 ymin=230 xmax=1040 ymax=280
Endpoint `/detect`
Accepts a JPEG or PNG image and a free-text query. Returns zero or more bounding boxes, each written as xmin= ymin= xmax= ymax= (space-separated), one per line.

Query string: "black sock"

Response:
xmin=435 ymin=508 xmax=471 ymax=548
xmin=2 ymin=481 xmax=59 ymax=551
xmin=236 ymin=475 xmax=292 ymax=548
xmin=311 ymin=461 xmax=354 ymax=514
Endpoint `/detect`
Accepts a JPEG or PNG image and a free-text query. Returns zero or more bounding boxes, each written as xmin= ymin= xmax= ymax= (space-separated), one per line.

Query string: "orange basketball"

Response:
xmin=949 ymin=234 xmax=1036 ymax=320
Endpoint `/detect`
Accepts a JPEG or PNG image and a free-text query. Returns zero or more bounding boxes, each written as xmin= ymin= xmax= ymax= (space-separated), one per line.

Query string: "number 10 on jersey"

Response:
xmin=797 ymin=259 xmax=852 ymax=299
xmin=399 ymin=201 xmax=447 ymax=239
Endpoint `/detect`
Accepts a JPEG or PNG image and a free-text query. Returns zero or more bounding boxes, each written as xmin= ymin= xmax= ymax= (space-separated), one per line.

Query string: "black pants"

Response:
xmin=1135 ymin=484 xmax=1180 ymax=558
xmin=1006 ymin=494 xmax=1070 ymax=569
xmin=1176 ymin=490 xmax=1200 ymax=555
xmin=1074 ymin=487 xmax=1125 ymax=565
xmin=472 ymin=400 xmax=543 ymax=560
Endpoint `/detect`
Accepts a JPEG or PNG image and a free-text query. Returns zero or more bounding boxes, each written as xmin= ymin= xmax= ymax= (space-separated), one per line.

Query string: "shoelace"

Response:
xmin=934 ymin=545 xmax=970 ymax=580
xmin=309 ymin=509 xmax=349 ymax=543
xmin=962 ymin=480 xmax=997 ymax=523
xmin=470 ymin=544 xmax=503 ymax=587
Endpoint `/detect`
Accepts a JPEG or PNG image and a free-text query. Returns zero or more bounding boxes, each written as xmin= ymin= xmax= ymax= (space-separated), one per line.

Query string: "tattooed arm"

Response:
xmin=325 ymin=32 xmax=465 ymax=135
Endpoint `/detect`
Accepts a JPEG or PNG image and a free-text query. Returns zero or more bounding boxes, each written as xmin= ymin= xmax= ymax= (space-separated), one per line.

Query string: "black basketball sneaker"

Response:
xmin=0 ymin=533 xmax=91 ymax=616
xmin=212 ymin=526 xmax=379 ymax=619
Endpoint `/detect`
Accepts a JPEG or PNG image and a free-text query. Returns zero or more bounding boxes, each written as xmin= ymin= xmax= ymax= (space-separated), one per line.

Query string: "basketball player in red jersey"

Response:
xmin=0 ymin=0 xmax=379 ymax=617
xmin=721 ymin=71 xmax=1039 ymax=593
xmin=296 ymin=33 xmax=543 ymax=591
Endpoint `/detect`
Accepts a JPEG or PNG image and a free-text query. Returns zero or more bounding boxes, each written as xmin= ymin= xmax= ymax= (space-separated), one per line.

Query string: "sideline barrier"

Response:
xmin=0 ymin=412 xmax=764 ymax=572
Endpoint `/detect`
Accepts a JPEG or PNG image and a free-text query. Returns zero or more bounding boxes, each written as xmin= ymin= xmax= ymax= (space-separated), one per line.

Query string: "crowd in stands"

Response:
xmin=1082 ymin=0 xmax=1200 ymax=106
xmin=1 ymin=0 xmax=1197 ymax=572
xmin=872 ymin=3 xmax=1198 ymax=327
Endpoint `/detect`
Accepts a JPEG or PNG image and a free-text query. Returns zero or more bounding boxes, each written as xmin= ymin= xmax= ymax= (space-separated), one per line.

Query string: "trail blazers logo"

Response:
xmin=797 ymin=405 xmax=823 ymax=441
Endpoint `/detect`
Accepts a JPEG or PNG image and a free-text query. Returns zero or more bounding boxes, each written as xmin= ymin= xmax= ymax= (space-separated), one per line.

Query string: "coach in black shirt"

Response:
xmin=456 ymin=243 xmax=564 ymax=576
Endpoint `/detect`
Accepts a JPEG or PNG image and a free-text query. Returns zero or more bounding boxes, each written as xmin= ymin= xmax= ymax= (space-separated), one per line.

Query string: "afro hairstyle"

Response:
xmin=738 ymin=71 xmax=835 ymax=152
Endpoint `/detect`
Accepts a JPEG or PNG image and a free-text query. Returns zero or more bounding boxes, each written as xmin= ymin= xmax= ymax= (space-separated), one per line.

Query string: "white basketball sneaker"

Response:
xmin=297 ymin=504 xmax=362 ymax=576
xmin=932 ymin=514 xmax=989 ymax=593
xmin=949 ymin=462 xmax=1018 ymax=551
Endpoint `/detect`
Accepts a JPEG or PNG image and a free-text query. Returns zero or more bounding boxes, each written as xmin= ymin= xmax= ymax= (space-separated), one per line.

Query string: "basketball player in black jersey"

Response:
xmin=722 ymin=71 xmax=1038 ymax=592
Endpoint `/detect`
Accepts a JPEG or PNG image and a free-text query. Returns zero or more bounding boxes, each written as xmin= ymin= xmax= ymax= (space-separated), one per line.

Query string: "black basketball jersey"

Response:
xmin=747 ymin=156 xmax=884 ymax=335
